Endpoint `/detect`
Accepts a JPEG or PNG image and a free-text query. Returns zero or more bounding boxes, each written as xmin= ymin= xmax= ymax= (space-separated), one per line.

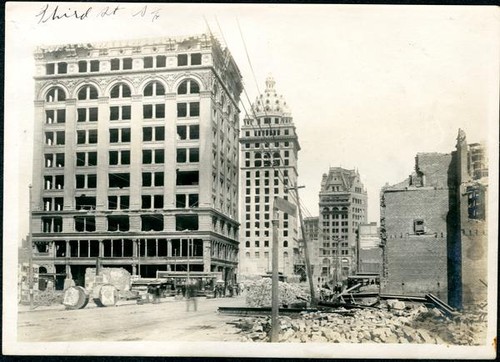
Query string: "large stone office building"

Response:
xmin=238 ymin=77 xmax=300 ymax=279
xmin=30 ymin=34 xmax=243 ymax=289
xmin=318 ymin=167 xmax=368 ymax=284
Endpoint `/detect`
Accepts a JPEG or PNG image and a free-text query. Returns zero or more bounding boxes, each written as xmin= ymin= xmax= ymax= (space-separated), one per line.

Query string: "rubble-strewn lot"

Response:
xmin=231 ymin=302 xmax=488 ymax=345
xmin=245 ymin=279 xmax=308 ymax=307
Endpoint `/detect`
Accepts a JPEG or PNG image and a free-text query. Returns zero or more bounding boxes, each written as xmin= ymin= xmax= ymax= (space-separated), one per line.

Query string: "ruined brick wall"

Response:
xmin=416 ymin=153 xmax=453 ymax=189
xmin=382 ymin=188 xmax=449 ymax=300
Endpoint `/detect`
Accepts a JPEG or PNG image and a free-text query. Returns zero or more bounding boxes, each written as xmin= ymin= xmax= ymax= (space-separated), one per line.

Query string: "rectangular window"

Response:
xmin=110 ymin=106 xmax=131 ymax=121
xmin=177 ymin=54 xmax=188 ymax=66
xmin=109 ymin=173 xmax=130 ymax=188
xmin=156 ymin=55 xmax=166 ymax=67
xmin=144 ymin=56 xmax=153 ymax=69
xmin=191 ymin=53 xmax=202 ymax=65
xmin=177 ymin=103 xmax=187 ymax=117
xmin=176 ymin=171 xmax=199 ymax=186
xmin=46 ymin=63 xmax=55 ymax=75
xmin=90 ymin=60 xmax=100 ymax=72
xmin=122 ymin=58 xmax=133 ymax=70
xmin=414 ymin=219 xmax=425 ymax=235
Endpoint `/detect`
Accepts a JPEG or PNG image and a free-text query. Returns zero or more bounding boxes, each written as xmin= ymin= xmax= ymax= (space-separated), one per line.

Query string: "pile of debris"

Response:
xmin=230 ymin=301 xmax=487 ymax=345
xmin=245 ymin=279 xmax=308 ymax=308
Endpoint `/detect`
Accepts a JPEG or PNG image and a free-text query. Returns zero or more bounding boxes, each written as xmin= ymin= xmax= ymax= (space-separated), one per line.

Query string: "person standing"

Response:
xmin=185 ymin=279 xmax=198 ymax=312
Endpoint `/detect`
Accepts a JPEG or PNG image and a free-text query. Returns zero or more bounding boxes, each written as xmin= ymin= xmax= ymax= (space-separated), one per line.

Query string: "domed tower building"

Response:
xmin=239 ymin=76 xmax=300 ymax=280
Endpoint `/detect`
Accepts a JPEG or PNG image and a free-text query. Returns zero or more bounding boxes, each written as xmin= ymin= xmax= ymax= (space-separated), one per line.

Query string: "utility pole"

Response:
xmin=271 ymin=197 xmax=297 ymax=343
xmin=288 ymin=185 xmax=317 ymax=307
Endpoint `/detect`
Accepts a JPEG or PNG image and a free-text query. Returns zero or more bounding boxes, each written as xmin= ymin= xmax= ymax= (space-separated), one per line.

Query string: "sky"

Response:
xmin=4 ymin=3 xmax=499 ymax=243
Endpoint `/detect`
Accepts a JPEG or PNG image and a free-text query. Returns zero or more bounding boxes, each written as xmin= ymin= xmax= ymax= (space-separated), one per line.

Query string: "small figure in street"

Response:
xmin=185 ymin=279 xmax=198 ymax=312
xmin=228 ymin=284 xmax=233 ymax=297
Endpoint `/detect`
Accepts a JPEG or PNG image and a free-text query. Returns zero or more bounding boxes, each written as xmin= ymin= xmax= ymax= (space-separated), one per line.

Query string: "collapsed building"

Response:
xmin=29 ymin=34 xmax=243 ymax=290
xmin=380 ymin=129 xmax=488 ymax=308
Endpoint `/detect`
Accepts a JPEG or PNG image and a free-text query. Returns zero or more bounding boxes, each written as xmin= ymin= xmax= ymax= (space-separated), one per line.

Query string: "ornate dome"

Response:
xmin=252 ymin=75 xmax=291 ymax=116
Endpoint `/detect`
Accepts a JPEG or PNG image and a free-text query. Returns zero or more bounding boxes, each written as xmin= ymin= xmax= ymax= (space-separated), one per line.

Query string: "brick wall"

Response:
xmin=382 ymin=188 xmax=450 ymax=300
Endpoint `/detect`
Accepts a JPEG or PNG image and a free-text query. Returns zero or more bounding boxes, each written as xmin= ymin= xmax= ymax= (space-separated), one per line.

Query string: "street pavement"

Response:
xmin=18 ymin=295 xmax=247 ymax=342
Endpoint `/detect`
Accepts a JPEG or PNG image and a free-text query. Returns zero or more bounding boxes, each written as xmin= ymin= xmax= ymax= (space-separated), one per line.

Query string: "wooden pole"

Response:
xmin=270 ymin=207 xmax=279 ymax=342
xmin=291 ymin=186 xmax=317 ymax=307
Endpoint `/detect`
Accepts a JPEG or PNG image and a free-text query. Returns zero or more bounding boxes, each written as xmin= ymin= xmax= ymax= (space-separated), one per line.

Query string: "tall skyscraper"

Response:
xmin=238 ymin=76 xmax=300 ymax=279
xmin=318 ymin=167 xmax=367 ymax=285
xmin=30 ymin=34 xmax=243 ymax=289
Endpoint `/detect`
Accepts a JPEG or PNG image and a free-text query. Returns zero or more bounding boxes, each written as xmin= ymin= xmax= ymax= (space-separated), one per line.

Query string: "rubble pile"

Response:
xmin=245 ymin=279 xmax=308 ymax=307
xmin=33 ymin=290 xmax=64 ymax=306
xmin=231 ymin=302 xmax=487 ymax=345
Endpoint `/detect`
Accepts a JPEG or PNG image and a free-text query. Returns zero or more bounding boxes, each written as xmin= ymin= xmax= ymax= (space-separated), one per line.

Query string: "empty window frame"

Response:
xmin=45 ymin=87 xmax=66 ymax=102
xmin=109 ymin=128 xmax=131 ymax=143
xmin=176 ymin=171 xmax=199 ymax=186
xmin=109 ymin=173 xmax=130 ymax=188
xmin=109 ymin=150 xmax=130 ymax=165
xmin=77 ymin=85 xmax=99 ymax=100
xmin=143 ymin=104 xmax=165 ymax=119
xmin=176 ymin=125 xmax=199 ymax=140
xmin=44 ymin=153 xmax=65 ymax=168
xmin=175 ymin=214 xmax=199 ymax=231
xmin=176 ymin=148 xmax=199 ymax=163
xmin=143 ymin=126 xmax=165 ymax=141
xmin=177 ymin=79 xmax=200 ymax=95
xmin=142 ymin=149 xmax=164 ymax=164
xmin=141 ymin=215 xmax=164 ymax=231
xmin=141 ymin=195 xmax=164 ymax=209
xmin=42 ymin=197 xmax=64 ymax=211
xmin=75 ymin=195 xmax=96 ymax=210
xmin=108 ymin=195 xmax=130 ymax=210
xmin=142 ymin=172 xmax=164 ymax=187
xmin=45 ymin=109 xmax=66 ymax=124
xmin=177 ymin=53 xmax=202 ymax=66
xmin=45 ymin=131 xmax=65 ymax=146
xmin=74 ymin=216 xmax=96 ymax=232
xmin=76 ymin=152 xmax=97 ymax=167
xmin=77 ymin=107 xmax=98 ymax=122
xmin=143 ymin=81 xmax=166 ymax=96
xmin=110 ymin=58 xmax=133 ymax=71
xmin=414 ymin=219 xmax=425 ymax=235
xmin=110 ymin=106 xmax=131 ymax=121
xmin=44 ymin=175 xmax=64 ymax=190
xmin=78 ymin=60 xmax=100 ymax=73
xmin=41 ymin=217 xmax=63 ymax=233
xmin=75 ymin=174 xmax=97 ymax=189
xmin=143 ymin=55 xmax=167 ymax=69
xmin=177 ymin=102 xmax=199 ymax=117
xmin=107 ymin=215 xmax=130 ymax=231
xmin=77 ymin=129 xmax=98 ymax=144
xmin=176 ymin=193 xmax=199 ymax=208
xmin=110 ymin=83 xmax=132 ymax=98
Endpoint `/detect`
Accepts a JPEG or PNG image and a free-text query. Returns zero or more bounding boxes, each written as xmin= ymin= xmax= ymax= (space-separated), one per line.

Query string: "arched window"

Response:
xmin=110 ymin=83 xmax=131 ymax=98
xmin=323 ymin=258 xmax=330 ymax=265
xmin=284 ymin=251 xmax=289 ymax=259
xmin=177 ymin=79 xmax=200 ymax=95
xmin=245 ymin=241 xmax=250 ymax=247
xmin=255 ymin=152 xmax=262 ymax=159
xmin=144 ymin=81 xmax=165 ymax=97
xmin=245 ymin=252 xmax=250 ymax=258
xmin=283 ymin=240 xmax=288 ymax=248
xmin=77 ymin=85 xmax=98 ymax=100
xmin=46 ymin=87 xmax=66 ymax=102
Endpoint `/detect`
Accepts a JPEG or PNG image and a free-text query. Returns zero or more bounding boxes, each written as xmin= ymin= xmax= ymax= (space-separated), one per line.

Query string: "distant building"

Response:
xmin=356 ymin=222 xmax=382 ymax=274
xmin=298 ymin=217 xmax=320 ymax=285
xmin=380 ymin=129 xmax=488 ymax=308
xmin=30 ymin=35 xmax=243 ymax=289
xmin=238 ymin=76 xmax=300 ymax=279
xmin=318 ymin=168 xmax=367 ymax=285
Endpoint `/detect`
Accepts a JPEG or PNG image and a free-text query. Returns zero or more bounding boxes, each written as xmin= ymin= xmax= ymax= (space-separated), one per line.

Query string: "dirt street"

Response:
xmin=18 ymin=296 xmax=246 ymax=342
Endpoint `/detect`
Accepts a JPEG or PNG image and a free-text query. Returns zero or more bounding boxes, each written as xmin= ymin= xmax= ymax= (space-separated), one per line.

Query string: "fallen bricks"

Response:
xmin=230 ymin=303 xmax=487 ymax=345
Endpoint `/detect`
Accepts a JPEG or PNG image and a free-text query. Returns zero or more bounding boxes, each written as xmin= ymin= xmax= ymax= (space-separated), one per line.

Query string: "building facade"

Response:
xmin=30 ymin=34 xmax=243 ymax=289
xmin=302 ymin=216 xmax=321 ymax=285
xmin=356 ymin=222 xmax=382 ymax=274
xmin=318 ymin=168 xmax=367 ymax=285
xmin=238 ymin=77 xmax=300 ymax=279
xmin=380 ymin=129 xmax=488 ymax=308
